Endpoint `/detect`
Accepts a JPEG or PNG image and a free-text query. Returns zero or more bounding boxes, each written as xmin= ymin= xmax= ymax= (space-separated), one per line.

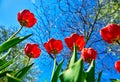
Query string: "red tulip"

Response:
xmin=64 ymin=33 xmax=85 ymax=51
xmin=24 ymin=43 xmax=41 ymax=58
xmin=115 ymin=60 xmax=120 ymax=73
xmin=81 ymin=48 xmax=97 ymax=63
xmin=17 ymin=9 xmax=37 ymax=28
xmin=44 ymin=38 xmax=63 ymax=55
xmin=100 ymin=23 xmax=120 ymax=44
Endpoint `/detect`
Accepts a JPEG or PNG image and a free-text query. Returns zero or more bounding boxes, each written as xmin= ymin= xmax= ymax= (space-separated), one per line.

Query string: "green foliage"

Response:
xmin=51 ymin=60 xmax=64 ymax=82
xmin=0 ymin=59 xmax=6 ymax=66
xmin=86 ymin=60 xmax=95 ymax=82
xmin=0 ymin=71 xmax=12 ymax=77
xmin=0 ymin=59 xmax=13 ymax=71
xmin=111 ymin=79 xmax=120 ymax=82
xmin=14 ymin=63 xmax=34 ymax=79
xmin=0 ymin=28 xmax=35 ymax=82
xmin=0 ymin=34 xmax=32 ymax=53
xmin=7 ymin=73 xmax=22 ymax=82
xmin=0 ymin=36 xmax=33 ymax=81
xmin=99 ymin=1 xmax=120 ymax=23
xmin=68 ymin=45 xmax=77 ymax=68
xmin=60 ymin=58 xmax=86 ymax=82
xmin=59 ymin=45 xmax=85 ymax=82
xmin=0 ymin=27 xmax=40 ymax=82
xmin=97 ymin=71 xmax=103 ymax=82
xmin=50 ymin=45 xmax=103 ymax=82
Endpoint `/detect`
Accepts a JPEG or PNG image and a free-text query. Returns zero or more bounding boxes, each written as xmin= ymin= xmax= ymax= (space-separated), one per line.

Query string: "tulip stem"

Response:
xmin=7 ymin=26 xmax=23 ymax=41
xmin=26 ymin=57 xmax=31 ymax=66
xmin=49 ymin=53 xmax=58 ymax=65
xmin=49 ymin=53 xmax=63 ymax=71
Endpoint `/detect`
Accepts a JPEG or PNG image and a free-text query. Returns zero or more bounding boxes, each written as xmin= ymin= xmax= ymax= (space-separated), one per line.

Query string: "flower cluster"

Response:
xmin=100 ymin=23 xmax=120 ymax=74
xmin=18 ymin=9 xmax=120 ymax=80
xmin=17 ymin=9 xmax=41 ymax=59
xmin=43 ymin=33 xmax=97 ymax=63
xmin=17 ymin=9 xmax=97 ymax=64
xmin=10 ymin=9 xmax=120 ymax=81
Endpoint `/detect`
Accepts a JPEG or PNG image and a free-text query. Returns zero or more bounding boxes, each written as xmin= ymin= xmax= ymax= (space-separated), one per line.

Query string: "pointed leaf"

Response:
xmin=111 ymin=79 xmax=120 ymax=82
xmin=0 ymin=59 xmax=13 ymax=71
xmin=7 ymin=73 xmax=22 ymax=82
xmin=14 ymin=63 xmax=33 ymax=79
xmin=0 ymin=59 xmax=6 ymax=66
xmin=97 ymin=71 xmax=102 ymax=82
xmin=86 ymin=60 xmax=95 ymax=82
xmin=0 ymin=49 xmax=11 ymax=60
xmin=0 ymin=71 xmax=12 ymax=77
xmin=51 ymin=60 xmax=64 ymax=82
xmin=0 ymin=34 xmax=32 ymax=53
xmin=60 ymin=58 xmax=86 ymax=82
xmin=68 ymin=45 xmax=77 ymax=68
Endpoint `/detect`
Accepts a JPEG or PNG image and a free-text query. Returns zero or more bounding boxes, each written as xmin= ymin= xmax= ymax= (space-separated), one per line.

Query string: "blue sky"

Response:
xmin=0 ymin=0 xmax=120 ymax=82
xmin=0 ymin=0 xmax=34 ymax=26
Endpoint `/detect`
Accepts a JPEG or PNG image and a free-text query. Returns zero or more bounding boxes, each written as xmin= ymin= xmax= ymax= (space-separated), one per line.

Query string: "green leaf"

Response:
xmin=0 ymin=59 xmax=6 ymax=66
xmin=86 ymin=60 xmax=95 ymax=82
xmin=0 ymin=34 xmax=32 ymax=53
xmin=68 ymin=45 xmax=77 ymax=68
xmin=111 ymin=79 xmax=120 ymax=82
xmin=0 ymin=49 xmax=11 ymax=60
xmin=14 ymin=63 xmax=34 ymax=79
xmin=97 ymin=71 xmax=102 ymax=82
xmin=60 ymin=58 xmax=86 ymax=82
xmin=0 ymin=59 xmax=13 ymax=71
xmin=51 ymin=60 xmax=64 ymax=82
xmin=7 ymin=73 xmax=22 ymax=82
xmin=51 ymin=58 xmax=57 ymax=80
xmin=0 ymin=71 xmax=12 ymax=77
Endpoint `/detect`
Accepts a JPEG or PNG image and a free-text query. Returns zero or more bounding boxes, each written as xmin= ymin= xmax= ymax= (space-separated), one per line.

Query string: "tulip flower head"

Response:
xmin=24 ymin=43 xmax=41 ymax=58
xmin=17 ymin=9 xmax=37 ymax=28
xmin=44 ymin=38 xmax=63 ymax=55
xmin=81 ymin=48 xmax=97 ymax=63
xmin=64 ymin=33 xmax=86 ymax=51
xmin=115 ymin=60 xmax=120 ymax=73
xmin=100 ymin=23 xmax=120 ymax=44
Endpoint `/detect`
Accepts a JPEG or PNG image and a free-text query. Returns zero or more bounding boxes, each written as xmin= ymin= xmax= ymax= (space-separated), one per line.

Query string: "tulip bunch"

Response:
xmin=0 ymin=9 xmax=40 ymax=82
xmin=43 ymin=24 xmax=120 ymax=82
xmin=43 ymin=33 xmax=98 ymax=82
xmin=100 ymin=23 xmax=120 ymax=82
xmin=0 ymin=8 xmax=120 ymax=82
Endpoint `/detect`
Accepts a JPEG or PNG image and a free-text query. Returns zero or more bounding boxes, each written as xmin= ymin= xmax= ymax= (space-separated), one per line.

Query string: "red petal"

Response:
xmin=44 ymin=38 xmax=63 ymax=55
xmin=24 ymin=43 xmax=41 ymax=58
xmin=81 ymin=48 xmax=97 ymax=63
xmin=115 ymin=60 xmax=120 ymax=73
xmin=65 ymin=33 xmax=85 ymax=51
xmin=17 ymin=9 xmax=37 ymax=27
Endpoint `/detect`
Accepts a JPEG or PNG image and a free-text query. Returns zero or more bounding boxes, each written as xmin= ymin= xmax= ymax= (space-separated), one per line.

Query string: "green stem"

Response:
xmin=7 ymin=26 xmax=23 ymax=41
xmin=26 ymin=57 xmax=31 ymax=66
xmin=51 ymin=58 xmax=56 ymax=80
